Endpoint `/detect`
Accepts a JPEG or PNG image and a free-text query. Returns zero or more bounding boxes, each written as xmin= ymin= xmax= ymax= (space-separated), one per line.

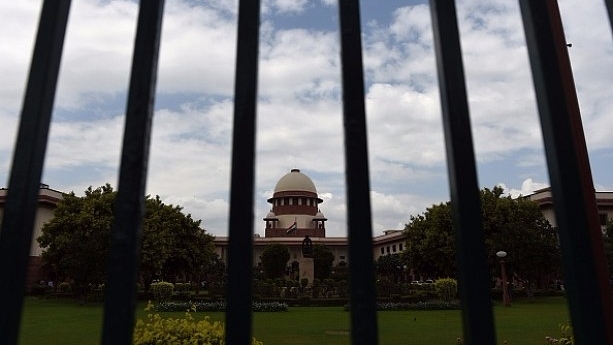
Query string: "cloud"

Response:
xmin=499 ymin=178 xmax=549 ymax=198
xmin=1 ymin=0 xmax=611 ymax=238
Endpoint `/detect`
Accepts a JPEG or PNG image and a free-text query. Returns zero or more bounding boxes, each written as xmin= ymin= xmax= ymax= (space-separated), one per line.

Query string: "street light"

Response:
xmin=496 ymin=251 xmax=511 ymax=306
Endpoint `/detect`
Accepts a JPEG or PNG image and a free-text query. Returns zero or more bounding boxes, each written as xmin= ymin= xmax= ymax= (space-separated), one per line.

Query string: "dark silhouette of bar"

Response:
xmin=0 ymin=1 xmax=611 ymax=344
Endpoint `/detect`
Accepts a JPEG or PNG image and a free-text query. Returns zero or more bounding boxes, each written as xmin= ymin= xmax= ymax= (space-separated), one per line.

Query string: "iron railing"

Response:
xmin=1 ymin=0 xmax=612 ymax=344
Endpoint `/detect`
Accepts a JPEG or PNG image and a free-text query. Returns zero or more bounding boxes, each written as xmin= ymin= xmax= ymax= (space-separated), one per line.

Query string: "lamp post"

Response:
xmin=496 ymin=251 xmax=511 ymax=306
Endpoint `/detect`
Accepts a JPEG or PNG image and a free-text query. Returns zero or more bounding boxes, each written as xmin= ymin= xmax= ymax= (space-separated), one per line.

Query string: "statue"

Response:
xmin=301 ymin=235 xmax=313 ymax=258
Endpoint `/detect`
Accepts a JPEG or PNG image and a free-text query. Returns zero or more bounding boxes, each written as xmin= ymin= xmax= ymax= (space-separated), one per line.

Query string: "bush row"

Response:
xmin=344 ymin=301 xmax=461 ymax=311
xmin=154 ymin=300 xmax=288 ymax=312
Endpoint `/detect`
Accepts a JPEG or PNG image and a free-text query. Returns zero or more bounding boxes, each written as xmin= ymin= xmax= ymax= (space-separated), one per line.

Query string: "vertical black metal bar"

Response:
xmin=605 ymin=0 xmax=613 ymax=35
xmin=518 ymin=1 xmax=613 ymax=343
xmin=338 ymin=1 xmax=378 ymax=344
xmin=101 ymin=1 xmax=165 ymax=344
xmin=428 ymin=1 xmax=496 ymax=344
xmin=0 ymin=1 xmax=71 ymax=344
xmin=225 ymin=0 xmax=260 ymax=343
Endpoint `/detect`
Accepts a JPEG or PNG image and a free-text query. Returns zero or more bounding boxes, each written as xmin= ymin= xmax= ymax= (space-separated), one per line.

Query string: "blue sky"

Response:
xmin=1 ymin=0 xmax=611 ymax=237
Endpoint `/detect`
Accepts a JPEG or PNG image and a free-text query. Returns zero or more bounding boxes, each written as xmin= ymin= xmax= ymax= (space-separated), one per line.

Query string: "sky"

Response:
xmin=1 ymin=0 xmax=611 ymax=238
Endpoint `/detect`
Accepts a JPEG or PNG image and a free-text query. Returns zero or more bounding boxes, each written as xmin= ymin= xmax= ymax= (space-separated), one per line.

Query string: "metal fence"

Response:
xmin=1 ymin=0 xmax=612 ymax=344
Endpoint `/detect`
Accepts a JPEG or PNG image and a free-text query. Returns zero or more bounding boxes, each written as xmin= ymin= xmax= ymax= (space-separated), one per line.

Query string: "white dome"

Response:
xmin=274 ymin=169 xmax=317 ymax=194
xmin=266 ymin=210 xmax=277 ymax=218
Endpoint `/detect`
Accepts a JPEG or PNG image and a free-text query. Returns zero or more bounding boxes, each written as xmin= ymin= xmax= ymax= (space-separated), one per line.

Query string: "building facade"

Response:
xmin=212 ymin=169 xmax=413 ymax=269
xmin=5 ymin=175 xmax=613 ymax=285
xmin=0 ymin=185 xmax=64 ymax=285
xmin=527 ymin=187 xmax=613 ymax=233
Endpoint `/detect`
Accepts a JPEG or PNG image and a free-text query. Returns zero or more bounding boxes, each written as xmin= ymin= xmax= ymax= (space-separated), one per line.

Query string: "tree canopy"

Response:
xmin=312 ymin=245 xmax=335 ymax=279
xmin=260 ymin=243 xmax=290 ymax=279
xmin=403 ymin=186 xmax=560 ymax=285
xmin=37 ymin=184 xmax=215 ymax=295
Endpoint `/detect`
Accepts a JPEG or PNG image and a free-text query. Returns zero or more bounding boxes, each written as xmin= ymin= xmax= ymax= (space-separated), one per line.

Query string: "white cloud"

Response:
xmin=1 ymin=0 xmax=611 ymax=238
xmin=499 ymin=178 xmax=549 ymax=198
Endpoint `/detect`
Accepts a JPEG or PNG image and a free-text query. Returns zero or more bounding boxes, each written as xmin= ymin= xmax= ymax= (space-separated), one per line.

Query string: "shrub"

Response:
xmin=58 ymin=282 xmax=72 ymax=293
xmin=174 ymin=282 xmax=192 ymax=293
xmin=151 ymin=282 xmax=174 ymax=303
xmin=434 ymin=278 xmax=458 ymax=302
xmin=29 ymin=283 xmax=50 ymax=296
xmin=133 ymin=302 xmax=263 ymax=345
xmin=545 ymin=322 xmax=574 ymax=344
xmin=345 ymin=301 xmax=461 ymax=311
xmin=154 ymin=300 xmax=288 ymax=313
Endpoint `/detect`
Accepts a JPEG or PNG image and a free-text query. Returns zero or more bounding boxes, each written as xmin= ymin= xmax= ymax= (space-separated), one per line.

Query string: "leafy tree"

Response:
xmin=38 ymin=185 xmax=115 ymax=296
xmin=142 ymin=199 xmax=214 ymax=286
xmin=312 ymin=245 xmax=335 ymax=279
xmin=260 ymin=243 xmax=290 ymax=279
xmin=403 ymin=203 xmax=455 ymax=278
xmin=141 ymin=195 xmax=215 ymax=288
xmin=375 ymin=253 xmax=404 ymax=282
xmin=37 ymin=184 xmax=215 ymax=296
xmin=403 ymin=186 xmax=560 ymax=287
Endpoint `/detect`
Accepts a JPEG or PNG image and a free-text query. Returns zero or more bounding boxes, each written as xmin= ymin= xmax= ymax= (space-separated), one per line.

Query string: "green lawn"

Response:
xmin=18 ymin=297 xmax=569 ymax=345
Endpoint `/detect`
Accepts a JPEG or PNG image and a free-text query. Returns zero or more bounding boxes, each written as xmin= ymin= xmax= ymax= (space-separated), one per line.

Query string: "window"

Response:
xmin=386 ymin=246 xmax=390 ymax=253
xmin=380 ymin=247 xmax=384 ymax=254
xmin=399 ymin=243 xmax=403 ymax=251
xmin=392 ymin=244 xmax=396 ymax=252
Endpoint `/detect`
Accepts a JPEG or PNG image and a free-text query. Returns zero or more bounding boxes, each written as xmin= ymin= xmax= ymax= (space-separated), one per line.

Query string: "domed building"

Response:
xmin=263 ymin=168 xmax=327 ymax=238
xmin=212 ymin=168 xmax=409 ymax=272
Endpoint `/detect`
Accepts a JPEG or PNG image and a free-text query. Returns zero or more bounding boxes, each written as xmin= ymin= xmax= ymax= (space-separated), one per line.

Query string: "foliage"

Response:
xmin=133 ymin=301 xmax=263 ymax=345
xmin=344 ymin=301 xmax=461 ymax=311
xmin=403 ymin=202 xmax=455 ymax=277
xmin=154 ymin=300 xmax=288 ymax=312
xmin=58 ymin=282 xmax=72 ymax=293
xmin=434 ymin=278 xmax=457 ymax=302
xmin=403 ymin=186 xmax=561 ymax=284
xmin=141 ymin=196 xmax=215 ymax=289
xmin=312 ymin=245 xmax=335 ymax=279
xmin=375 ymin=253 xmax=405 ymax=282
xmin=29 ymin=283 xmax=51 ymax=296
xmin=545 ymin=322 xmax=574 ymax=344
xmin=260 ymin=243 xmax=290 ymax=279
xmin=37 ymin=185 xmax=114 ymax=297
xmin=151 ymin=282 xmax=174 ymax=303
xmin=37 ymin=184 xmax=215 ymax=297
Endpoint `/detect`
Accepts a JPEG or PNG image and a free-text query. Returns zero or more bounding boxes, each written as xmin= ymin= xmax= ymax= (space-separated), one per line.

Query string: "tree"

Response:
xmin=312 ymin=245 xmax=335 ymax=279
xmin=260 ymin=244 xmax=290 ymax=279
xmin=37 ymin=184 xmax=215 ymax=296
xmin=403 ymin=202 xmax=455 ymax=278
xmin=375 ymin=253 xmax=404 ymax=282
xmin=38 ymin=185 xmax=115 ymax=296
xmin=403 ymin=186 xmax=560 ymax=286
xmin=140 ymin=196 xmax=215 ymax=288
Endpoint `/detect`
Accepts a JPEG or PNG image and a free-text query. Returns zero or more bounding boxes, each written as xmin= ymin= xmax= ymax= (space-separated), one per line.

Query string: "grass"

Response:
xmin=18 ymin=297 xmax=570 ymax=345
